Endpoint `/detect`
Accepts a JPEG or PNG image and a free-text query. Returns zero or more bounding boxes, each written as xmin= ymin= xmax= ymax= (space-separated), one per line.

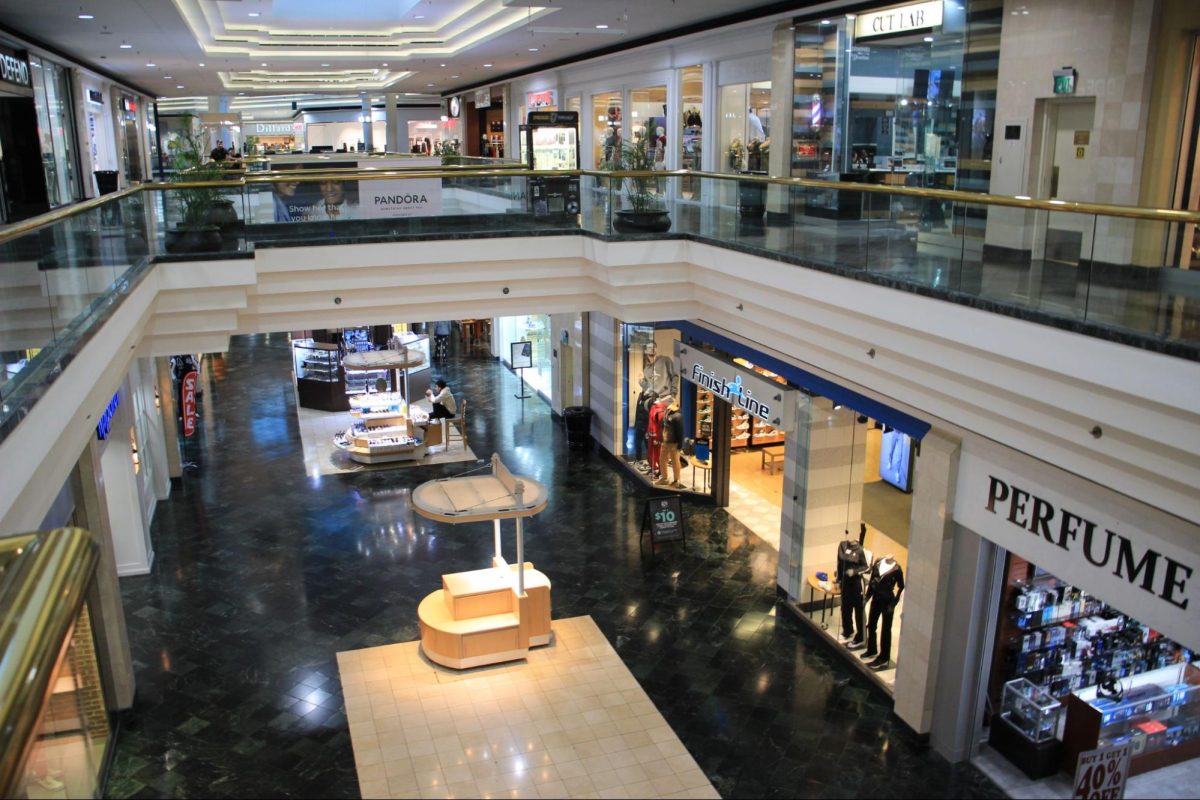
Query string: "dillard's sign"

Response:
xmin=953 ymin=450 xmax=1198 ymax=651
xmin=854 ymin=1 xmax=944 ymax=39
xmin=0 ymin=45 xmax=31 ymax=89
xmin=674 ymin=340 xmax=797 ymax=431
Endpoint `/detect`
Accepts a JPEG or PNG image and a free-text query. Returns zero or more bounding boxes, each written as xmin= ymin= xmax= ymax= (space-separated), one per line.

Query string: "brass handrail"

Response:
xmin=2 ymin=167 xmax=1198 ymax=247
xmin=0 ymin=528 xmax=99 ymax=797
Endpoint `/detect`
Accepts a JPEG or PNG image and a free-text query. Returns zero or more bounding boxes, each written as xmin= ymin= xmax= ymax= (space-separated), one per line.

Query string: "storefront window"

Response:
xmin=407 ymin=119 xmax=442 ymax=154
xmin=496 ymin=315 xmax=552 ymax=399
xmin=620 ymin=324 xmax=681 ymax=469
xmin=592 ymin=90 xmax=622 ymax=167
xmin=28 ymin=55 xmax=80 ymax=206
xmin=680 ymin=65 xmax=703 ymax=199
xmin=719 ymin=82 xmax=771 ymax=175
xmin=628 ymin=85 xmax=667 ymax=166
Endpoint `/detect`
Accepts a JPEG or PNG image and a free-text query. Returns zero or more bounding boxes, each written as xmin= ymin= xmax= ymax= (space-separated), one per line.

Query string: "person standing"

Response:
xmin=433 ymin=320 xmax=452 ymax=361
xmin=655 ymin=398 xmax=684 ymax=488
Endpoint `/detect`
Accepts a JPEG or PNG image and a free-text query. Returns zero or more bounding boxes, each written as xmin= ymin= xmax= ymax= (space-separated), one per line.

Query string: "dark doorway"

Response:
xmin=0 ymin=95 xmax=49 ymax=222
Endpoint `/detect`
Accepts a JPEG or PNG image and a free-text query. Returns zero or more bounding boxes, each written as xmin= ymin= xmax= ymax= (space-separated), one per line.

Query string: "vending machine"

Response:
xmin=524 ymin=111 xmax=580 ymax=217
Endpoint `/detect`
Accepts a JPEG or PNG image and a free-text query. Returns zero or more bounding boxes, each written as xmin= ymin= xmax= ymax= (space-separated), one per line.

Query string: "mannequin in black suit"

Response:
xmin=860 ymin=554 xmax=904 ymax=670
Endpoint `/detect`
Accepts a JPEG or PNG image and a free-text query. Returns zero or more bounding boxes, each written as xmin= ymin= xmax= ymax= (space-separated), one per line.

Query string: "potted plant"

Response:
xmin=164 ymin=119 xmax=234 ymax=253
xmin=608 ymin=134 xmax=671 ymax=234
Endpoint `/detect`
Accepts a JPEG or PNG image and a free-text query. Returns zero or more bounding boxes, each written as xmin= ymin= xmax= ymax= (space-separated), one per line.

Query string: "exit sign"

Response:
xmin=1053 ymin=67 xmax=1076 ymax=95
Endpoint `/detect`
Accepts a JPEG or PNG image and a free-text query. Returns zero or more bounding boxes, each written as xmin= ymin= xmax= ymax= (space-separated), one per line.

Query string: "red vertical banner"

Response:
xmin=182 ymin=371 xmax=198 ymax=437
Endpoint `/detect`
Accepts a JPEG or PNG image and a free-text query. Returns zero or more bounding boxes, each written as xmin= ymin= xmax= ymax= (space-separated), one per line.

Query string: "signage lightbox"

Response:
xmin=674 ymin=340 xmax=798 ymax=430
xmin=474 ymin=88 xmax=492 ymax=109
xmin=358 ymin=177 xmax=442 ymax=219
xmin=0 ymin=44 xmax=31 ymax=89
xmin=853 ymin=1 xmax=944 ymax=39
xmin=526 ymin=89 xmax=557 ymax=110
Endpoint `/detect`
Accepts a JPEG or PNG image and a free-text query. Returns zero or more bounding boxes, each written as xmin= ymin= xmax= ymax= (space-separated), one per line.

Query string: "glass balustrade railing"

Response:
xmin=1 ymin=168 xmax=1197 ymax=445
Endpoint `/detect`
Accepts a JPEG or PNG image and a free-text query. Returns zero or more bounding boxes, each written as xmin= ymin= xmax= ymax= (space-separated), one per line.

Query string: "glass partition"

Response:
xmin=628 ymin=85 xmax=667 ymax=166
xmin=592 ymin=91 xmax=622 ymax=168
xmin=680 ymin=66 xmax=704 ymax=200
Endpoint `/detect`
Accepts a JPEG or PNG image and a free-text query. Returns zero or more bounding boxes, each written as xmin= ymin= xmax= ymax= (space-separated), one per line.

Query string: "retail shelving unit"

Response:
xmin=341 ymin=392 xmax=428 ymax=464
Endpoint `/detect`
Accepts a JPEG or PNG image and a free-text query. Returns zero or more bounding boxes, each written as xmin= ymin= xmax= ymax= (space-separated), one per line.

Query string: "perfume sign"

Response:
xmin=675 ymin=341 xmax=797 ymax=430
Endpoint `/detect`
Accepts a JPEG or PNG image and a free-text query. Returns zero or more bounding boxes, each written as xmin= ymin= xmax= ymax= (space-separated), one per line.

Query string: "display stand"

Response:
xmin=342 ymin=392 xmax=429 ymax=464
xmin=511 ymin=341 xmax=533 ymax=400
xmin=412 ymin=455 xmax=552 ymax=669
xmin=343 ymin=347 xmax=426 ymax=403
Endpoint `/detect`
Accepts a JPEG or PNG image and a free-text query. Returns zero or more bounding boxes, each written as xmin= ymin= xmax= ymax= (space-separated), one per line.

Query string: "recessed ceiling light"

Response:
xmin=382 ymin=62 xmax=388 ymax=66
xmin=119 ymin=42 xmax=132 ymax=49
xmin=923 ymin=36 xmax=934 ymax=42
xmin=528 ymin=47 xmax=538 ymax=52
xmin=176 ymin=85 xmax=184 ymax=89
xmin=820 ymin=19 xmax=831 ymax=24
xmin=440 ymin=63 xmax=446 ymax=67
xmin=163 ymin=75 xmax=173 ymax=79
xmin=426 ymin=83 xmax=434 ymax=87
xmin=451 ymin=74 xmax=459 ymax=79
xmin=146 ymin=62 xmax=156 ymax=67
xmin=248 ymin=11 xmax=260 ymax=17
xmin=78 ymin=13 xmax=94 ymax=20
xmin=238 ymin=92 xmax=245 ymax=95
xmin=320 ymin=63 xmax=330 ymax=67
xmin=198 ymin=62 xmax=205 ymax=67
xmin=595 ymin=24 xmax=608 ymax=29
xmin=260 ymin=63 xmax=268 ymax=67
xmin=415 ymin=15 xmax=424 ymax=19
xmin=483 ymin=63 xmax=493 ymax=67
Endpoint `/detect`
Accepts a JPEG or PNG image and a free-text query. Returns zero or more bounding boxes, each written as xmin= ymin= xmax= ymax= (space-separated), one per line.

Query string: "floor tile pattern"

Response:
xmin=339 ymin=616 xmax=718 ymax=799
xmin=108 ymin=333 xmax=1004 ymax=799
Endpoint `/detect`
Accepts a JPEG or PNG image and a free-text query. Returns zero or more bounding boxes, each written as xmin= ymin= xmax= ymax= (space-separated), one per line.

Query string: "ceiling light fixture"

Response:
xmin=923 ymin=36 xmax=934 ymax=42
xmin=426 ymin=83 xmax=434 ymax=87
xmin=248 ymin=11 xmax=260 ymax=17
xmin=163 ymin=75 xmax=173 ymax=79
xmin=176 ymin=85 xmax=184 ymax=89
xmin=820 ymin=19 xmax=831 ymax=24
xmin=440 ymin=63 xmax=446 ymax=67
xmin=119 ymin=41 xmax=132 ymax=49
xmin=451 ymin=74 xmax=459 ymax=78
xmin=528 ymin=47 xmax=538 ymax=52
xmin=261 ymin=63 xmax=268 ymax=66
xmin=78 ymin=12 xmax=94 ymax=20
xmin=320 ymin=63 xmax=330 ymax=67
xmin=595 ymin=24 xmax=609 ymax=29
xmin=415 ymin=15 xmax=425 ymax=19
xmin=146 ymin=62 xmax=156 ymax=67
xmin=382 ymin=62 xmax=388 ymax=66
xmin=483 ymin=63 xmax=493 ymax=67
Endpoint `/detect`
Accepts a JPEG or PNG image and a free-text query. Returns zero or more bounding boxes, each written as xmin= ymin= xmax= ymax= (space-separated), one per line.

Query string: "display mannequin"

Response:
xmin=656 ymin=399 xmax=684 ymax=488
xmin=860 ymin=554 xmax=904 ymax=670
xmin=641 ymin=342 xmax=677 ymax=397
xmin=835 ymin=531 xmax=869 ymax=648
xmin=646 ymin=395 xmax=670 ymax=480
xmin=633 ymin=383 xmax=655 ymax=464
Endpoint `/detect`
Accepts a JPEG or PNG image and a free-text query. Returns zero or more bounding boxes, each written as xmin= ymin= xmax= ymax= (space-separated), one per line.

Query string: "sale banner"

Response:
xmin=182 ymin=371 xmax=198 ymax=437
xmin=1072 ymin=742 xmax=1132 ymax=800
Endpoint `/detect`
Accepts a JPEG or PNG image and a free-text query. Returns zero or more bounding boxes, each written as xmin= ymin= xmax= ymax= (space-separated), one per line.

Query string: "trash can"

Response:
xmin=562 ymin=406 xmax=594 ymax=450
xmin=94 ymin=170 xmax=119 ymax=195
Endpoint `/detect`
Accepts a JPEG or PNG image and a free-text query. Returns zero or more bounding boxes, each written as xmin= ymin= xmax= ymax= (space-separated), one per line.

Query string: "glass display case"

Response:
xmin=1002 ymin=678 xmax=1064 ymax=744
xmin=1064 ymin=662 xmax=1200 ymax=777
xmin=293 ymin=340 xmax=339 ymax=382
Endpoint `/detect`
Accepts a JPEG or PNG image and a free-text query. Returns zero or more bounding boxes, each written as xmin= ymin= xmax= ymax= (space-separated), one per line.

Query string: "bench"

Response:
xmin=761 ymin=445 xmax=786 ymax=475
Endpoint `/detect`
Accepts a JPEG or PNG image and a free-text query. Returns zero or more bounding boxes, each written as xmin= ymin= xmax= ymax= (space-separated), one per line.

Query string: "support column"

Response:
xmin=893 ymin=429 xmax=961 ymax=734
xmin=70 ymin=438 xmax=135 ymax=710
xmin=767 ymin=21 xmax=795 ymax=222
xmin=385 ymin=93 xmax=401 ymax=153
xmin=101 ymin=381 xmax=154 ymax=576
xmin=157 ymin=356 xmax=182 ymax=479
xmin=361 ymin=96 xmax=373 ymax=152
xmin=778 ymin=401 xmax=867 ymax=600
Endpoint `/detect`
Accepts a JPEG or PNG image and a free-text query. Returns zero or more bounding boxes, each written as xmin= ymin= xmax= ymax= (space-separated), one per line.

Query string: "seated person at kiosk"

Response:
xmin=426 ymin=379 xmax=457 ymax=420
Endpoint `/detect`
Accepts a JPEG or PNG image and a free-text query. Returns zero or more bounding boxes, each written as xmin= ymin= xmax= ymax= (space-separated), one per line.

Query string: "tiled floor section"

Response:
xmin=338 ymin=616 xmax=719 ymax=800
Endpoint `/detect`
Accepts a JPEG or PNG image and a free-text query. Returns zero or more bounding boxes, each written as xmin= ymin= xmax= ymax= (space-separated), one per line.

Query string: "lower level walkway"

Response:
xmin=107 ymin=334 xmax=1003 ymax=799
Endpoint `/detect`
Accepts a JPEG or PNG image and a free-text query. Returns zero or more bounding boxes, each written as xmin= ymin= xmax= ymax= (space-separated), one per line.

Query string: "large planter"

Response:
xmin=613 ymin=209 xmax=671 ymax=234
xmin=165 ymin=224 xmax=223 ymax=254
xmin=205 ymin=199 xmax=243 ymax=242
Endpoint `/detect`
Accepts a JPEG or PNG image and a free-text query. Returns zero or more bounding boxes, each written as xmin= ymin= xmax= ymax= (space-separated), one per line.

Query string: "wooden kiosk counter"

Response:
xmin=412 ymin=455 xmax=552 ymax=669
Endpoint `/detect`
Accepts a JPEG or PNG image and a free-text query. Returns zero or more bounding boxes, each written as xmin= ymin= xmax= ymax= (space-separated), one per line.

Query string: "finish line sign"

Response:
xmin=675 ymin=340 xmax=797 ymax=430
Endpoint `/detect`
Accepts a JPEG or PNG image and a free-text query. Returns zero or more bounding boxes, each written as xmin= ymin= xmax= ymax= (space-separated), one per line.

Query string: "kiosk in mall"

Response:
xmin=412 ymin=455 xmax=552 ymax=669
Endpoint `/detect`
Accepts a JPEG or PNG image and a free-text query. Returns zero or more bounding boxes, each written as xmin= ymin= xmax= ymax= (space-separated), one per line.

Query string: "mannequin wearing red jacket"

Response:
xmin=646 ymin=395 xmax=670 ymax=479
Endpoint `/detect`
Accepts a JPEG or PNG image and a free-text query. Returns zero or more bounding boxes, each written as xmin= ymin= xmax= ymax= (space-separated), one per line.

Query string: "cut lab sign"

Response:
xmin=182 ymin=371 xmax=198 ymax=437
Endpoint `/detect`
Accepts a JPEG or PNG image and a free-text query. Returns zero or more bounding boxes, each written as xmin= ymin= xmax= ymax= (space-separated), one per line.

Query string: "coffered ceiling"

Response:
xmin=0 ymin=0 xmax=798 ymax=99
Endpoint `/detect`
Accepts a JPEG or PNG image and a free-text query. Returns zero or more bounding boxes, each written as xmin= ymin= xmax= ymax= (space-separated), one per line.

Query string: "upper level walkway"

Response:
xmin=1 ymin=166 xmax=1197 ymax=532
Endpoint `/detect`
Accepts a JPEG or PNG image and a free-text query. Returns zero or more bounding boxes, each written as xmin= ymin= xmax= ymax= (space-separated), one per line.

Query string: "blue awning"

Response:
xmin=659 ymin=320 xmax=931 ymax=441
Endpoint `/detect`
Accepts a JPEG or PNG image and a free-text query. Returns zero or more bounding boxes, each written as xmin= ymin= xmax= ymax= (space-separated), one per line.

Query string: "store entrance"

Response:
xmin=0 ymin=94 xmax=49 ymax=222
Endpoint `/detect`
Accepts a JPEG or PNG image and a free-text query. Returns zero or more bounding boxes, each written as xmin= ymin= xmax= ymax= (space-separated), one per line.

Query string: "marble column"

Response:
xmin=779 ymin=401 xmax=867 ymax=599
xmin=71 ymin=437 xmax=136 ymax=710
xmin=385 ymin=93 xmax=401 ymax=153
xmin=892 ymin=428 xmax=961 ymax=734
xmin=157 ymin=356 xmax=182 ymax=479
xmin=767 ymin=21 xmax=794 ymax=222
xmin=101 ymin=380 xmax=154 ymax=576
xmin=361 ymin=96 xmax=374 ymax=152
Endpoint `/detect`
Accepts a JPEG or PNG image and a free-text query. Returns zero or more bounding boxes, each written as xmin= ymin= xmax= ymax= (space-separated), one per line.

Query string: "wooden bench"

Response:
xmin=761 ymin=445 xmax=786 ymax=475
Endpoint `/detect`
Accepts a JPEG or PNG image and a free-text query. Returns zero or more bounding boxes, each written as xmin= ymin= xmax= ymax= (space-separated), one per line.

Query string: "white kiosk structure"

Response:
xmin=412 ymin=454 xmax=552 ymax=669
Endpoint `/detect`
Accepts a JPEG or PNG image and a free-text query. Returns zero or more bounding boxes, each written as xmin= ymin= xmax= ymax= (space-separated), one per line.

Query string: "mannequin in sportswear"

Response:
xmin=646 ymin=395 xmax=670 ymax=479
xmin=860 ymin=554 xmax=904 ymax=670
xmin=641 ymin=342 xmax=677 ymax=396
xmin=633 ymin=382 xmax=656 ymax=463
xmin=656 ymin=399 xmax=684 ymax=488
xmin=835 ymin=530 xmax=870 ymax=648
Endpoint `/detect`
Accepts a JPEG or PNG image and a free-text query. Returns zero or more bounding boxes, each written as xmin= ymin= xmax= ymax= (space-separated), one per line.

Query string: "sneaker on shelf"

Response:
xmin=733 ymin=432 xmax=750 ymax=440
xmin=735 ymin=422 xmax=750 ymax=431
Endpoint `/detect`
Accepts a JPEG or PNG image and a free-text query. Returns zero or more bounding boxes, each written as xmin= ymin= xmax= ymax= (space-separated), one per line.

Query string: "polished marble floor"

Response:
xmin=108 ymin=333 xmax=1004 ymax=799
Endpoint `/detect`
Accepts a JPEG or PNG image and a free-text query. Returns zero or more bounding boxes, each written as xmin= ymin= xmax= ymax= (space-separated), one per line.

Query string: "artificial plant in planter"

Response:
xmin=608 ymin=135 xmax=671 ymax=234
xmin=164 ymin=120 xmax=235 ymax=253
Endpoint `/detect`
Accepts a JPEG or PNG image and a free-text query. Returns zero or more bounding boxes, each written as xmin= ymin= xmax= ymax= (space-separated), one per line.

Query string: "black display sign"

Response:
xmin=526 ymin=110 xmax=578 ymax=126
xmin=642 ymin=495 xmax=684 ymax=545
xmin=87 ymin=89 xmax=103 ymax=104
xmin=0 ymin=44 xmax=31 ymax=89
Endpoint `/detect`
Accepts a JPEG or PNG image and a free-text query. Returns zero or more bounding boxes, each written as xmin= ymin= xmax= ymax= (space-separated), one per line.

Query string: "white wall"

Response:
xmin=99 ymin=381 xmax=154 ymax=576
xmin=75 ymin=74 xmax=120 ymax=192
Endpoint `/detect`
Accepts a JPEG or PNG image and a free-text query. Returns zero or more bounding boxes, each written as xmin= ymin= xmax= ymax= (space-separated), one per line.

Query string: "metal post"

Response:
xmin=515 ymin=517 xmax=525 ymax=596
xmin=493 ymin=518 xmax=502 ymax=564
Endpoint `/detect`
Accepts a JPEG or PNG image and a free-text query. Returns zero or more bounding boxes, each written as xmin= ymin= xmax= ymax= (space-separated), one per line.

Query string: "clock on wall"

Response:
xmin=449 ymin=97 xmax=461 ymax=118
